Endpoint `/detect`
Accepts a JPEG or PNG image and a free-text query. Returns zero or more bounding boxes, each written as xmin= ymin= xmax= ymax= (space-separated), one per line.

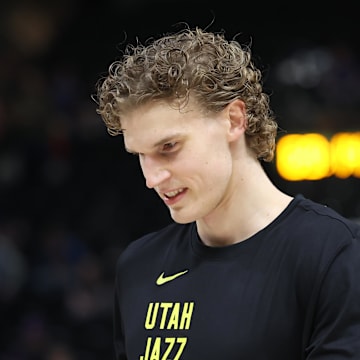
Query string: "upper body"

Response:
xmin=95 ymin=27 xmax=360 ymax=359
xmin=113 ymin=194 xmax=360 ymax=360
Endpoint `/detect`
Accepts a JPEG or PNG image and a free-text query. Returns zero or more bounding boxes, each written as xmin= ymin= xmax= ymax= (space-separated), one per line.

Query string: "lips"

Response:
xmin=161 ymin=188 xmax=187 ymax=205
xmin=164 ymin=188 xmax=186 ymax=199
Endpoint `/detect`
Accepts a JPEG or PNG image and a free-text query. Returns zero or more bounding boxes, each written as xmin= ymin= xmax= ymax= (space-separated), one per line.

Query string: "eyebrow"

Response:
xmin=125 ymin=132 xmax=183 ymax=154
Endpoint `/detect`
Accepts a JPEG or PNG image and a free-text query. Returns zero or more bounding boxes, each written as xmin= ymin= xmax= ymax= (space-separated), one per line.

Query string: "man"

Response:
xmin=95 ymin=27 xmax=360 ymax=359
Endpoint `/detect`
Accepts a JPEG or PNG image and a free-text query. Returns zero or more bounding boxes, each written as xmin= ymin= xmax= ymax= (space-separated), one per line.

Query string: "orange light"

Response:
xmin=330 ymin=132 xmax=360 ymax=179
xmin=276 ymin=132 xmax=360 ymax=181
xmin=276 ymin=133 xmax=330 ymax=180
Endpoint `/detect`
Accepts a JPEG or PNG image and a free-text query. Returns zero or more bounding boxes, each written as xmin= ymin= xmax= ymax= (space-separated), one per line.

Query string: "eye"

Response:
xmin=162 ymin=142 xmax=177 ymax=152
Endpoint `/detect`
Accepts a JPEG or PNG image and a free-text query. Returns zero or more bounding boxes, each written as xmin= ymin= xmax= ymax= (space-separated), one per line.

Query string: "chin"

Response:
xmin=169 ymin=210 xmax=196 ymax=224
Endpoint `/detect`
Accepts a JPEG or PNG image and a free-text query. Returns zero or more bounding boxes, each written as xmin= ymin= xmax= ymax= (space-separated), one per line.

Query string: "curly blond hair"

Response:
xmin=95 ymin=27 xmax=277 ymax=161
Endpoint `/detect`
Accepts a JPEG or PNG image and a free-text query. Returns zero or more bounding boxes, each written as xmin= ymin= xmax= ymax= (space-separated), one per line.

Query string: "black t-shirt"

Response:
xmin=113 ymin=194 xmax=360 ymax=359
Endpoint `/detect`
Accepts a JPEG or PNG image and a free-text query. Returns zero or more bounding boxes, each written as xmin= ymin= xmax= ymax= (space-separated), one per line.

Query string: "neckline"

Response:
xmin=190 ymin=194 xmax=304 ymax=259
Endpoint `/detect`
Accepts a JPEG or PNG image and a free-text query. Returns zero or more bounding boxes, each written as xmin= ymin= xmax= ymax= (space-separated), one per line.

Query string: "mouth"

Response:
xmin=164 ymin=188 xmax=185 ymax=199
xmin=161 ymin=188 xmax=187 ymax=205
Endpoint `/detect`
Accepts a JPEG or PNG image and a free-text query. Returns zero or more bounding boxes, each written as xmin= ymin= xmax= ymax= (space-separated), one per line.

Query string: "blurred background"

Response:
xmin=0 ymin=0 xmax=359 ymax=359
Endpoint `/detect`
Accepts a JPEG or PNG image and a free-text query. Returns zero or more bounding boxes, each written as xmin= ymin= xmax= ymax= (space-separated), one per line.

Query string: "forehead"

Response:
xmin=121 ymin=100 xmax=202 ymax=151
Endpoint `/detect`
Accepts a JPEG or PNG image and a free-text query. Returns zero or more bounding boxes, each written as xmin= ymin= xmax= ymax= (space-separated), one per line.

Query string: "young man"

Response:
xmin=95 ymin=27 xmax=360 ymax=359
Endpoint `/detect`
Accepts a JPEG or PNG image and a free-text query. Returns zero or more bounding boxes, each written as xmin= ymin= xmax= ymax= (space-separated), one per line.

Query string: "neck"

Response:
xmin=196 ymin=160 xmax=293 ymax=247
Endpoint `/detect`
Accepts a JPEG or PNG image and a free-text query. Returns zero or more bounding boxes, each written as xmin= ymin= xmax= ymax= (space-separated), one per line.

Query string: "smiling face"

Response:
xmin=121 ymin=98 xmax=246 ymax=224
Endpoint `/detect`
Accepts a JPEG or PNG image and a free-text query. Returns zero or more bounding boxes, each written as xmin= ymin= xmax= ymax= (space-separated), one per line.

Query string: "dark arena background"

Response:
xmin=0 ymin=0 xmax=359 ymax=358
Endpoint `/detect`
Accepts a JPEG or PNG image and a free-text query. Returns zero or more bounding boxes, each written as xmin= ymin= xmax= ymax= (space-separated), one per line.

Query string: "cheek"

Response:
xmin=207 ymin=159 xmax=233 ymax=191
xmin=185 ymin=148 xmax=233 ymax=185
xmin=178 ymin=133 xmax=233 ymax=182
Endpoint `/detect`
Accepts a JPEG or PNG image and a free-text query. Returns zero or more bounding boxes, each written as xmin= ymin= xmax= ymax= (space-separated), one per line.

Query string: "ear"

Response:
xmin=226 ymin=99 xmax=247 ymax=142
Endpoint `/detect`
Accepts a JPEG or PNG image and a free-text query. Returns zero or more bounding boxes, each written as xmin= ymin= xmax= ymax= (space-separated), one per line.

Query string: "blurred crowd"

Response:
xmin=0 ymin=1 xmax=170 ymax=359
xmin=0 ymin=1 xmax=359 ymax=359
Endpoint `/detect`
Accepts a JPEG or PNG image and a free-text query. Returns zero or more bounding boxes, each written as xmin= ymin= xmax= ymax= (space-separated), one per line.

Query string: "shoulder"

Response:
xmin=290 ymin=194 xmax=360 ymax=241
xmin=281 ymin=194 xmax=360 ymax=272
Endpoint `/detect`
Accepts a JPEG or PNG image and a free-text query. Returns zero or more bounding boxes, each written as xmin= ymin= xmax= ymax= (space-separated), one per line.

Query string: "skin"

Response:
xmin=121 ymin=97 xmax=293 ymax=247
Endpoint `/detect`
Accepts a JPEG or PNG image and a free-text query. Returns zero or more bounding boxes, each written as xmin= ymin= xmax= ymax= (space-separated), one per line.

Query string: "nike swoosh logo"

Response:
xmin=156 ymin=270 xmax=189 ymax=286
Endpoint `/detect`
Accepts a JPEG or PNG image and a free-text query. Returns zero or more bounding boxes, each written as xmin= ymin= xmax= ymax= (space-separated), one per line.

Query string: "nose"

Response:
xmin=140 ymin=156 xmax=171 ymax=189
